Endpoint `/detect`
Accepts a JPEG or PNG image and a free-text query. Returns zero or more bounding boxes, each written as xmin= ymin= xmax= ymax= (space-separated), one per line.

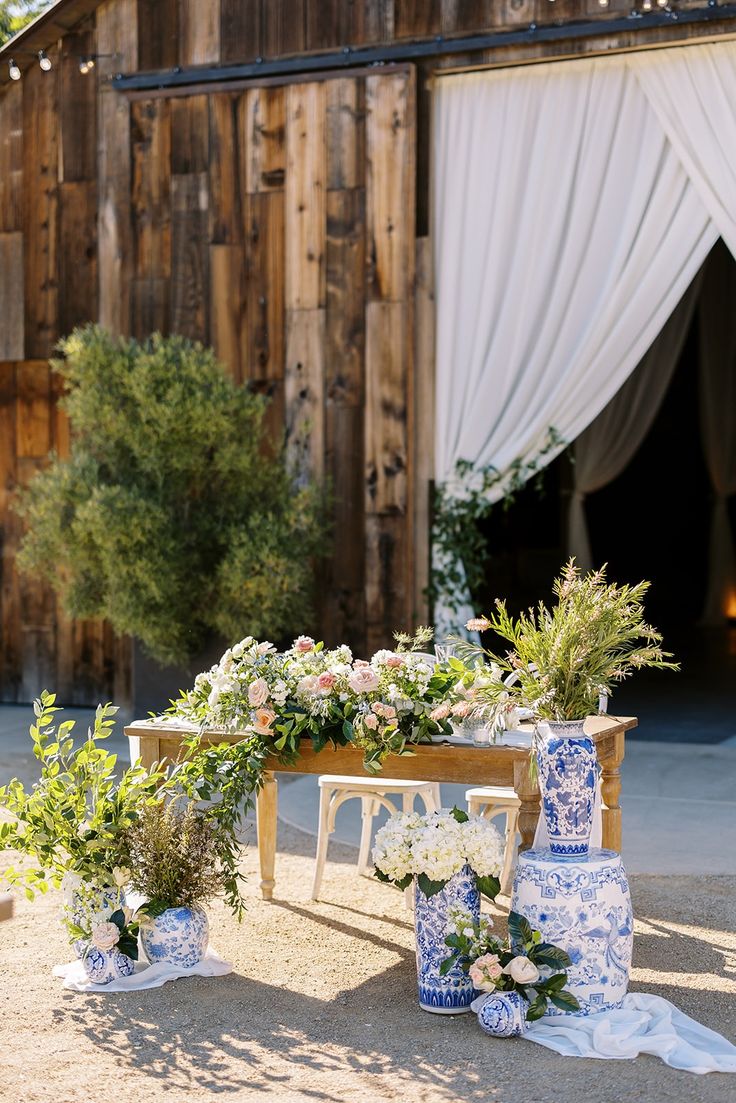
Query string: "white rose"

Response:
xmin=112 ymin=867 xmax=130 ymax=888
xmin=503 ymin=956 xmax=540 ymax=985
xmin=91 ymin=921 xmax=121 ymax=952
xmin=207 ymin=685 xmax=221 ymax=709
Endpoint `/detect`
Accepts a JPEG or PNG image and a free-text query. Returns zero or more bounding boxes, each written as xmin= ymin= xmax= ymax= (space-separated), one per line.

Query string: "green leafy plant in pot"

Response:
xmin=123 ymin=799 xmax=226 ymax=969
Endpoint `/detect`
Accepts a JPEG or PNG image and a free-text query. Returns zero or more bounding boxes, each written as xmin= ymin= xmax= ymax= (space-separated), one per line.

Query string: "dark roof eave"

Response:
xmin=0 ymin=0 xmax=104 ymax=82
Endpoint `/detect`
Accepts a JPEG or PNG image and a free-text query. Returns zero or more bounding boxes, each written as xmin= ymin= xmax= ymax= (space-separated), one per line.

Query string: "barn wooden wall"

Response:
xmin=0 ymin=0 xmax=733 ymax=703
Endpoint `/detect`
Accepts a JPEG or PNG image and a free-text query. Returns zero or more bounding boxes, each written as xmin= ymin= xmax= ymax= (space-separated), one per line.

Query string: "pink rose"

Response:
xmin=294 ymin=635 xmax=315 ymax=653
xmin=385 ymin=655 xmax=404 ymax=669
xmin=353 ymin=659 xmax=370 ymax=669
xmin=91 ymin=921 xmax=121 ymax=952
xmin=317 ymin=671 xmax=337 ymax=691
xmin=469 ymin=953 xmax=503 ymax=992
xmin=364 ymin=714 xmax=378 ymax=731
xmin=252 ymin=707 xmax=277 ymax=736
xmin=348 ymin=667 xmax=380 ymax=694
xmin=248 ymin=677 xmax=270 ymax=707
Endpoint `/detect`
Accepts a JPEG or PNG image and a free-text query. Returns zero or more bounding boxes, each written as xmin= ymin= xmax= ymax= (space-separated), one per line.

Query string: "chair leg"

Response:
xmin=468 ymin=798 xmax=482 ymax=818
xmin=431 ymin=782 xmax=442 ymax=811
xmin=501 ymin=808 xmax=520 ymax=896
xmin=358 ymin=796 xmax=375 ymax=877
xmin=311 ymin=786 xmax=333 ymax=901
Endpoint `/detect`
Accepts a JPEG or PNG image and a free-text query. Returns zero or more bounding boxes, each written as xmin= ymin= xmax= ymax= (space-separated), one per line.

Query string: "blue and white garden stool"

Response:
xmin=311 ymin=775 xmax=441 ymax=902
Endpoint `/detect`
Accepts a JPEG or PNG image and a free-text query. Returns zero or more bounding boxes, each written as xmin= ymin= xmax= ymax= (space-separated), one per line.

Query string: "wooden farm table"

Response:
xmin=125 ymin=714 xmax=637 ymax=902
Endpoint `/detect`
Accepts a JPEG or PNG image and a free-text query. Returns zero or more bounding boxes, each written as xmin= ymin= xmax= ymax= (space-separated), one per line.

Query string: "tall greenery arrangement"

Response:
xmin=460 ymin=560 xmax=678 ymax=722
xmin=15 ymin=327 xmax=326 ymax=664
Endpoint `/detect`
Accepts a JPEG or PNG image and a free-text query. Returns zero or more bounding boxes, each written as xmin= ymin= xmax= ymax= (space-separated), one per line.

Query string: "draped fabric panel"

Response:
xmin=698 ymin=242 xmax=736 ymax=624
xmin=568 ymin=276 xmax=702 ymax=574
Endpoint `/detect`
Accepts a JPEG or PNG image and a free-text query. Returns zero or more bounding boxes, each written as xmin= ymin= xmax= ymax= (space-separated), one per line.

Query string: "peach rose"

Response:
xmin=364 ymin=714 xmax=378 ymax=731
xmin=385 ymin=655 xmax=404 ymax=669
xmin=317 ymin=671 xmax=337 ymax=691
xmin=91 ymin=921 xmax=120 ymax=952
xmin=248 ymin=677 xmax=270 ymax=707
xmin=469 ymin=953 xmax=503 ymax=992
xmin=348 ymin=667 xmax=380 ymax=694
xmin=252 ymin=707 xmax=277 ymax=736
xmin=294 ymin=635 xmax=315 ymax=653
xmin=353 ymin=659 xmax=371 ymax=669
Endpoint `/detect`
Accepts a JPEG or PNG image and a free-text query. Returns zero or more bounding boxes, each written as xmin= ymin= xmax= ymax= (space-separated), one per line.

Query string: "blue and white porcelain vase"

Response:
xmin=82 ymin=946 xmax=136 ymax=985
xmin=65 ymin=885 xmax=122 ymax=959
xmin=414 ymin=864 xmax=479 ymax=1014
xmin=139 ymin=905 xmax=209 ymax=968
xmin=537 ymin=720 xmax=598 ymax=857
xmin=472 ymin=991 xmax=529 ymax=1037
xmin=512 ymin=847 xmax=633 ymax=1017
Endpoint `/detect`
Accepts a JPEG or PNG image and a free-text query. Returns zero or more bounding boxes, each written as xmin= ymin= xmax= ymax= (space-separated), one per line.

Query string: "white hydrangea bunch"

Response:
xmin=373 ymin=808 xmax=503 ymax=893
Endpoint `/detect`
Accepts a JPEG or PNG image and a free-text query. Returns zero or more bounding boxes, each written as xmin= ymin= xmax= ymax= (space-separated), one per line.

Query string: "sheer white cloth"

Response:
xmin=698 ymin=242 xmax=736 ymax=623
xmin=568 ymin=277 xmax=701 ymax=573
xmin=53 ymin=947 xmax=232 ymax=992
xmin=526 ymin=993 xmax=736 ymax=1074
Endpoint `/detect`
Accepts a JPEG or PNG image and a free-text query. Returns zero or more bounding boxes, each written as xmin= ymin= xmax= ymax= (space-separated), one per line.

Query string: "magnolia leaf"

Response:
xmin=549 ymin=990 xmax=581 ymax=1013
xmin=450 ymin=806 xmax=469 ymax=824
xmin=109 ymin=909 xmax=126 ymax=930
xmin=508 ymin=910 xmax=533 ymax=946
xmin=532 ymin=943 xmax=572 ymax=968
xmin=439 ymin=955 xmax=457 ymax=977
xmin=525 ymin=996 xmax=548 ymax=1022
xmin=417 ymin=873 xmax=446 ymax=899
xmin=342 ymin=720 xmax=354 ymax=741
xmin=476 ymin=875 xmax=501 ymax=901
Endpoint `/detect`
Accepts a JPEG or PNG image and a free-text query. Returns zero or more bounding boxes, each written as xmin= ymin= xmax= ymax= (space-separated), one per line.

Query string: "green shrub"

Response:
xmin=15 ymin=326 xmax=326 ymax=664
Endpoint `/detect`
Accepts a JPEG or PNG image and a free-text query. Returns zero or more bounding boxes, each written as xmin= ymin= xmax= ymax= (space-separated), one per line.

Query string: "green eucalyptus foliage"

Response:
xmin=15 ymin=327 xmax=326 ymax=664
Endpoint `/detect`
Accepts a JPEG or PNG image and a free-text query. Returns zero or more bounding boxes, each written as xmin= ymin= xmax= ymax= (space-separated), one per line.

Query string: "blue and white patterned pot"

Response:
xmin=537 ymin=720 xmax=598 ymax=857
xmin=66 ymin=886 xmax=122 ymax=959
xmin=82 ymin=946 xmax=136 ymax=985
xmin=473 ymin=991 xmax=529 ymax=1037
xmin=414 ymin=864 xmax=479 ymax=1014
xmin=512 ymin=847 xmax=633 ymax=1017
xmin=139 ymin=905 xmax=209 ymax=968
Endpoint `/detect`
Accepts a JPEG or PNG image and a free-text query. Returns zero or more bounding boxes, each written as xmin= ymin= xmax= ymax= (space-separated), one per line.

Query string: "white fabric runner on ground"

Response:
xmin=526 ymin=993 xmax=736 ymax=1074
xmin=53 ymin=947 xmax=232 ymax=993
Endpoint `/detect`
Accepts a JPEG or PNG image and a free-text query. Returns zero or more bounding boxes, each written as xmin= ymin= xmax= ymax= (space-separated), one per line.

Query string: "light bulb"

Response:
xmin=79 ymin=56 xmax=95 ymax=74
xmin=38 ymin=50 xmax=52 ymax=72
xmin=657 ymin=0 xmax=668 ymax=7
xmin=598 ymin=0 xmax=609 ymax=7
xmin=642 ymin=0 xmax=652 ymax=9
xmin=8 ymin=59 xmax=21 ymax=81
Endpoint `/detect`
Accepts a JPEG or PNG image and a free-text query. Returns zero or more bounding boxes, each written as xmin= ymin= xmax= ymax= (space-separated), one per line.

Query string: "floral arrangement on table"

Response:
xmin=442 ymin=908 xmax=579 ymax=1023
xmin=372 ymin=805 xmax=504 ymax=899
xmin=171 ymin=627 xmax=460 ymax=773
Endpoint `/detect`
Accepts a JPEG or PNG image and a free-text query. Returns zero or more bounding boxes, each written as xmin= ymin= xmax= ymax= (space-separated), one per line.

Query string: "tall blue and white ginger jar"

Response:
xmin=139 ymin=905 xmax=209 ymax=968
xmin=512 ymin=847 xmax=633 ymax=1017
xmin=537 ymin=720 xmax=598 ymax=857
xmin=414 ymin=864 xmax=479 ymax=1014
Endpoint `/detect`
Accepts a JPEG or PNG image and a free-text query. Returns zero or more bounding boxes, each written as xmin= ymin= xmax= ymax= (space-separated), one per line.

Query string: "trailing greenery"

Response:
xmin=458 ymin=560 xmax=678 ymax=723
xmin=428 ymin=429 xmax=563 ymax=619
xmin=123 ymin=799 xmax=227 ymax=918
xmin=0 ymin=1 xmax=49 ymax=44
xmin=15 ymin=327 xmax=326 ymax=665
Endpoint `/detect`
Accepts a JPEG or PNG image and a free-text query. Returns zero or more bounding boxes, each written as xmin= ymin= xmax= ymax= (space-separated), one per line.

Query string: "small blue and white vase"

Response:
xmin=537 ymin=720 xmax=598 ymax=857
xmin=65 ymin=885 xmax=122 ymax=959
xmin=414 ymin=864 xmax=479 ymax=1014
xmin=139 ymin=905 xmax=209 ymax=968
xmin=472 ymin=990 xmax=529 ymax=1037
xmin=82 ymin=946 xmax=136 ymax=985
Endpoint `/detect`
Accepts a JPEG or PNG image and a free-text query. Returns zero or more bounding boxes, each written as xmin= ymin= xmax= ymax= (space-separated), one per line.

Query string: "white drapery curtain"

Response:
xmin=433 ymin=42 xmax=736 ymax=628
xmin=568 ymin=275 xmax=702 ymax=574
xmin=698 ymin=242 xmax=736 ymax=624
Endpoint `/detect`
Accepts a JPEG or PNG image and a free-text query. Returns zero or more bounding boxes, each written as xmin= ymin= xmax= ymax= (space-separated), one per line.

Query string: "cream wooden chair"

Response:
xmin=465 ymin=786 xmax=520 ymax=896
xmin=311 ymin=775 xmax=441 ymax=901
xmin=0 ymin=893 xmax=13 ymax=922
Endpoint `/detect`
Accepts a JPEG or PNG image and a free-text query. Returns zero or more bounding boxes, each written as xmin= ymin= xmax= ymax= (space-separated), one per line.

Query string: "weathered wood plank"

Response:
xmin=23 ymin=58 xmax=58 ymax=359
xmin=171 ymin=173 xmax=209 ymax=344
xmin=220 ymin=0 xmax=261 ymax=63
xmin=243 ymin=191 xmax=285 ymax=380
xmin=180 ymin=0 xmax=221 ymax=66
xmin=326 ymin=78 xmax=365 ymax=191
xmin=0 ymin=81 xmax=23 ymax=233
xmin=285 ymin=308 xmax=325 ymax=483
xmin=413 ymin=237 xmax=434 ymax=624
xmin=323 ymin=402 xmax=365 ymax=649
xmin=241 ymin=85 xmax=286 ymax=194
xmin=366 ymin=70 xmax=415 ymax=303
xmin=131 ymin=277 xmax=170 ymax=339
xmin=97 ymin=0 xmax=137 ymax=337
xmin=263 ymin=0 xmax=306 ymax=56
xmin=285 ymin=82 xmax=326 ymax=311
xmin=0 ymin=364 xmax=20 ymax=701
xmin=170 ymin=95 xmax=210 ymax=175
xmin=210 ymin=244 xmax=244 ymax=381
xmin=59 ymin=30 xmax=97 ymax=183
xmin=16 ymin=362 xmax=51 ymax=459
xmin=0 ymin=235 xmax=24 ymax=361
xmin=137 ymin=0 xmax=179 ymax=71
xmin=209 ymin=94 xmax=241 ymax=245
xmin=131 ymin=98 xmax=172 ymax=279
xmin=58 ymin=181 xmax=98 ymax=337
xmin=365 ymin=513 xmax=409 ymax=651
xmin=365 ymin=300 xmax=408 ymax=515
xmin=325 ymin=189 xmax=365 ymax=406
xmin=395 ymin=0 xmax=442 ymax=37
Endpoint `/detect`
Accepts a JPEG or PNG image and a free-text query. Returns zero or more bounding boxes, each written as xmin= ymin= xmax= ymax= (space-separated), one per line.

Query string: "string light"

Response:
xmin=8 ymin=58 xmax=21 ymax=81
xmin=38 ymin=49 xmax=52 ymax=72
xmin=78 ymin=55 xmax=96 ymax=75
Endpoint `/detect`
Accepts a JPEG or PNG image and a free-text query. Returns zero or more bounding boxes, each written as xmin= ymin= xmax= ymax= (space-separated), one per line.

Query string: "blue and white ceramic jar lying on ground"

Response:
xmin=536 ymin=720 xmax=598 ymax=857
xmin=139 ymin=905 xmax=209 ymax=968
xmin=414 ymin=864 xmax=479 ymax=1014
xmin=472 ymin=991 xmax=529 ymax=1037
xmin=82 ymin=946 xmax=136 ymax=985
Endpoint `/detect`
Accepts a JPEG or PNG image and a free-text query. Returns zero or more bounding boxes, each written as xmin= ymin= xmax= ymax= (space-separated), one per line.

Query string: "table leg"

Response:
xmin=600 ymin=731 xmax=625 ymax=852
xmin=128 ymin=733 xmax=161 ymax=771
xmin=256 ymin=771 xmax=278 ymax=901
xmin=513 ymin=760 xmax=540 ymax=853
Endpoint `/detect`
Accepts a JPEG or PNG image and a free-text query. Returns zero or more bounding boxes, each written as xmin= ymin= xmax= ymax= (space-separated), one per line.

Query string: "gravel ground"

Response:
xmin=1 ymin=822 xmax=735 ymax=1103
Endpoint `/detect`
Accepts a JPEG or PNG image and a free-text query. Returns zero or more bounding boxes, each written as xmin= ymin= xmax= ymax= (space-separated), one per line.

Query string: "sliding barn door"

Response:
xmin=129 ymin=66 xmax=417 ymax=654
